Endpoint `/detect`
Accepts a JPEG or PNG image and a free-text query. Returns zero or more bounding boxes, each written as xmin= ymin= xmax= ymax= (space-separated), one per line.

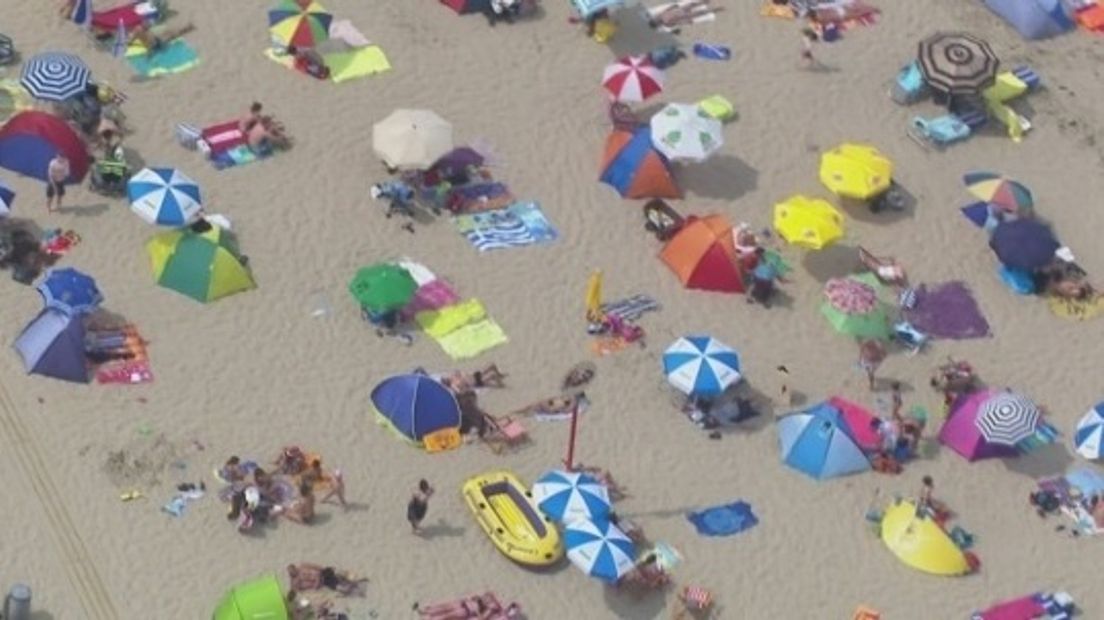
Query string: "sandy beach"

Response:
xmin=2 ymin=0 xmax=1104 ymax=618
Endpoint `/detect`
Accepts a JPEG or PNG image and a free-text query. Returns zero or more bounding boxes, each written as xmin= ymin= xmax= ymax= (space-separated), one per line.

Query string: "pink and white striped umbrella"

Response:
xmin=602 ymin=56 xmax=665 ymax=103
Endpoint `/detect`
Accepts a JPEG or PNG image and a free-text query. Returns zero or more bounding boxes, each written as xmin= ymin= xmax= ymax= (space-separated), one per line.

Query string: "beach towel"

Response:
xmin=93 ymin=325 xmax=153 ymax=385
xmin=211 ymin=144 xmax=270 ymax=170
xmin=692 ymin=43 xmax=731 ymax=60
xmin=436 ymin=319 xmax=508 ymax=360
xmin=401 ymin=279 xmax=462 ymax=321
xmin=416 ymin=299 xmax=487 ymax=339
xmin=760 ymin=1 xmax=796 ymax=18
xmin=686 ymin=500 xmax=758 ymax=537
xmin=264 ymin=46 xmax=390 ymax=83
xmin=454 ymin=202 xmax=558 ymax=252
xmin=328 ymin=19 xmax=372 ymax=47
xmin=92 ymin=1 xmax=158 ymax=31
xmin=600 ymin=294 xmax=660 ymax=321
xmin=1048 ymin=293 xmax=1104 ymax=321
xmin=972 ymin=594 xmax=1046 ymax=620
xmin=904 ymin=281 xmax=991 ymax=340
xmin=1016 ymin=420 xmax=1059 ymax=454
xmin=127 ymin=40 xmax=199 ymax=77
xmin=591 ymin=335 xmax=633 ymax=356
xmin=200 ymin=120 xmax=246 ymax=155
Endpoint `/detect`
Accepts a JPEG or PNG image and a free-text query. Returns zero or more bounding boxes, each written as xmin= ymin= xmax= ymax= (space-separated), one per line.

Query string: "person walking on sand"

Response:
xmin=46 ymin=154 xmax=70 ymax=213
xmin=858 ymin=339 xmax=886 ymax=391
xmin=407 ymin=479 xmax=434 ymax=533
xmin=800 ymin=27 xmax=818 ymax=69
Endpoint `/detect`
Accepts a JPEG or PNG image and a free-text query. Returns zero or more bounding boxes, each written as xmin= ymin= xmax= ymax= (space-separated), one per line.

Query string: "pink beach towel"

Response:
xmin=972 ymin=594 xmax=1045 ymax=620
xmin=96 ymin=361 xmax=153 ymax=385
xmin=201 ymin=121 xmax=247 ymax=156
xmin=400 ymin=279 xmax=461 ymax=321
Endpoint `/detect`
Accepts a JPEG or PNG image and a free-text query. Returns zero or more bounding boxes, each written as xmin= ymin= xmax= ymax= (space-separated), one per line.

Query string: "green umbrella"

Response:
xmin=348 ymin=263 xmax=417 ymax=313
xmin=820 ymin=276 xmax=892 ymax=340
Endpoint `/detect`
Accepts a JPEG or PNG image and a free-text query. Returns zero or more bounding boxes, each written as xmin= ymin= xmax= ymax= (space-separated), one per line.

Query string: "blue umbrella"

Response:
xmin=564 ymin=517 xmax=636 ymax=583
xmin=662 ymin=335 xmax=741 ymax=397
xmin=0 ymin=178 xmax=13 ymax=217
xmin=532 ymin=470 xmax=611 ymax=523
xmin=37 ymin=267 xmax=103 ymax=315
xmin=127 ymin=167 xmax=203 ymax=226
xmin=989 ymin=219 xmax=1059 ymax=271
xmin=20 ymin=52 xmax=91 ymax=102
xmin=1074 ymin=403 xmax=1104 ymax=460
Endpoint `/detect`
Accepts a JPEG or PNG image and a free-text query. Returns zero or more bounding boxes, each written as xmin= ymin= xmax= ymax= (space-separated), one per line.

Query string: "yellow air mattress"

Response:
xmin=462 ymin=470 xmax=563 ymax=567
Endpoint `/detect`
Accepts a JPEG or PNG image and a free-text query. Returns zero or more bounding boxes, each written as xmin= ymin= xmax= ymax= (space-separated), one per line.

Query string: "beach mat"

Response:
xmin=416 ymin=299 xmax=488 ymax=339
xmin=600 ymin=294 xmax=660 ymax=321
xmin=127 ymin=40 xmax=199 ymax=77
xmin=686 ymin=500 xmax=758 ymax=537
xmin=436 ymin=319 xmax=508 ymax=360
xmin=1048 ymin=293 xmax=1104 ymax=321
xmin=904 ymin=281 xmax=991 ymax=340
xmin=454 ymin=201 xmax=558 ymax=252
xmin=211 ymin=144 xmax=270 ymax=170
xmin=264 ymin=46 xmax=390 ymax=83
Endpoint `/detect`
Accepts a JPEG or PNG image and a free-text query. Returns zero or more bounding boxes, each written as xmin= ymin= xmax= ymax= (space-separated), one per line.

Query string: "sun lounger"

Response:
xmin=857 ymin=246 xmax=907 ymax=287
xmin=673 ymin=585 xmax=713 ymax=620
xmin=482 ymin=413 xmax=529 ymax=453
xmin=907 ymin=114 xmax=974 ymax=149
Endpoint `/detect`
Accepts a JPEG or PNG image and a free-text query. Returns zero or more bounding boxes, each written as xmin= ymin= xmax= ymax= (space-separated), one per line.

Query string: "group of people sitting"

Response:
xmin=240 ymin=101 xmax=291 ymax=151
xmin=868 ymin=384 xmax=926 ymax=474
xmin=219 ymin=446 xmax=346 ymax=533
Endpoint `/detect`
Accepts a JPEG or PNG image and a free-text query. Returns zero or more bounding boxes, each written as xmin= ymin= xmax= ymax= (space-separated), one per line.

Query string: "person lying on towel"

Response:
xmin=286 ymin=45 xmax=330 ymax=80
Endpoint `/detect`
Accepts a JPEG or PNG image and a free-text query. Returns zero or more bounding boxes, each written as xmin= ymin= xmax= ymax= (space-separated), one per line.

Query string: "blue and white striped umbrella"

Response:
xmin=564 ymin=517 xmax=636 ymax=583
xmin=662 ymin=335 xmax=741 ymax=397
xmin=127 ymin=167 xmax=203 ymax=227
xmin=0 ymin=179 xmax=14 ymax=217
xmin=1074 ymin=403 xmax=1104 ymax=460
xmin=532 ymin=470 xmax=611 ymax=523
xmin=37 ymin=267 xmax=103 ymax=315
xmin=20 ymin=52 xmax=91 ymax=102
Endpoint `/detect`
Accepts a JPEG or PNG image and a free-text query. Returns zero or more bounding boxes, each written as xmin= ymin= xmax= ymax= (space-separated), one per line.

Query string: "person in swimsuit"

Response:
xmin=303 ymin=459 xmax=348 ymax=509
xmin=275 ymin=482 xmax=316 ymax=524
xmin=274 ymin=446 xmax=308 ymax=476
xmin=46 ymin=155 xmax=70 ymax=212
xmin=801 ymin=28 xmax=818 ymax=68
xmin=858 ymin=339 xmax=886 ymax=391
xmin=407 ymin=479 xmax=434 ymax=533
xmin=287 ymin=563 xmax=367 ymax=596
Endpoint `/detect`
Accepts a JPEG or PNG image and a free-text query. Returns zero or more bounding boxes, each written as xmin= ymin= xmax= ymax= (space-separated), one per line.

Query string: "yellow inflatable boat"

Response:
xmin=462 ymin=470 xmax=563 ymax=567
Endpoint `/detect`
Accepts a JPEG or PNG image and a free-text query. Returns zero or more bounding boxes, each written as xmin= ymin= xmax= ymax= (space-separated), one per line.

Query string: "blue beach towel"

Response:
xmin=211 ymin=144 xmax=271 ymax=170
xmin=600 ymin=294 xmax=660 ymax=321
xmin=127 ymin=41 xmax=199 ymax=77
xmin=692 ymin=43 xmax=731 ymax=61
xmin=455 ymin=201 xmax=558 ymax=252
xmin=686 ymin=500 xmax=758 ymax=537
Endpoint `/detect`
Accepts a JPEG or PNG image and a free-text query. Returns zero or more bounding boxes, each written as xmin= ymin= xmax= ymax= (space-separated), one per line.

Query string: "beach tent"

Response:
xmin=440 ymin=0 xmax=492 ymax=13
xmin=13 ymin=309 xmax=89 ymax=384
xmin=983 ymin=0 xmax=1074 ymax=40
xmin=599 ymin=127 xmax=680 ymax=199
xmin=938 ymin=389 xmax=1020 ymax=461
xmin=0 ymin=111 xmax=89 ymax=182
xmin=370 ymin=374 xmax=461 ymax=448
xmin=777 ymin=402 xmax=871 ymax=480
xmin=880 ymin=500 xmax=972 ymax=576
xmin=212 ymin=575 xmax=288 ymax=620
xmin=146 ymin=227 xmax=255 ymax=303
xmin=659 ymin=215 xmax=743 ymax=293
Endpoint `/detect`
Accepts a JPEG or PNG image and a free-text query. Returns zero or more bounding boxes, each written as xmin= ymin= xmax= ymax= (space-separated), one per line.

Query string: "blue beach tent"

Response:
xmin=777 ymin=402 xmax=870 ymax=480
xmin=13 ymin=309 xmax=89 ymax=383
xmin=370 ymin=374 xmax=461 ymax=445
xmin=983 ymin=0 xmax=1074 ymax=40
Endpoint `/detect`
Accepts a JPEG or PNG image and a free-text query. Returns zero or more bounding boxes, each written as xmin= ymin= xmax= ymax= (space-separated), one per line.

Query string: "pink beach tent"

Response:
xmin=829 ymin=396 xmax=881 ymax=452
xmin=938 ymin=389 xmax=1020 ymax=461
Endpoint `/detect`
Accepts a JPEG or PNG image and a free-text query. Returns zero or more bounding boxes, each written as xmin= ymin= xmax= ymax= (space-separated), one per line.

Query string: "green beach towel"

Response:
xmin=436 ymin=319 xmax=508 ymax=360
xmin=127 ymin=40 xmax=199 ymax=77
xmin=416 ymin=299 xmax=487 ymax=339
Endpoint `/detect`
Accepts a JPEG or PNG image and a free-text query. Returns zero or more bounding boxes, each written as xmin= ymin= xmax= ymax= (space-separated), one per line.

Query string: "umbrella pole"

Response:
xmin=563 ymin=401 xmax=580 ymax=472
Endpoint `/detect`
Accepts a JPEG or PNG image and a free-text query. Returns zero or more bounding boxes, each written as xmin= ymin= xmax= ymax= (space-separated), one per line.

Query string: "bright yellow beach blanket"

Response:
xmin=263 ymin=46 xmax=391 ymax=83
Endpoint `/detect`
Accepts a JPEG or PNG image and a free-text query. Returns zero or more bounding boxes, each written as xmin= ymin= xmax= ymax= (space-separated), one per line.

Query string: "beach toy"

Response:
xmin=462 ymin=470 xmax=563 ymax=567
xmin=692 ymin=43 xmax=730 ymax=60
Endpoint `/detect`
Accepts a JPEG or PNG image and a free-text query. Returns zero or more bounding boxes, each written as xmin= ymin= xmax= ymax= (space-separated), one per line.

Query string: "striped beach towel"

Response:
xmin=455 ymin=201 xmax=557 ymax=252
xmin=600 ymin=294 xmax=660 ymax=321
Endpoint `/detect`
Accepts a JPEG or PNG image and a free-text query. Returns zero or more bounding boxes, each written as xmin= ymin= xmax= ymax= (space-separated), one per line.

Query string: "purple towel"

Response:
xmin=904 ymin=281 xmax=991 ymax=340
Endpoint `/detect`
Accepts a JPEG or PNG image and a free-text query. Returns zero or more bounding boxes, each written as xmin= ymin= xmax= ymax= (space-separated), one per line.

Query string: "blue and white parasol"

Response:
xmin=37 ymin=267 xmax=103 ymax=315
xmin=532 ymin=470 xmax=611 ymax=523
xmin=127 ymin=167 xmax=203 ymax=227
xmin=1074 ymin=403 xmax=1104 ymax=460
xmin=20 ymin=52 xmax=91 ymax=102
xmin=564 ymin=517 xmax=636 ymax=583
xmin=662 ymin=335 xmax=741 ymax=397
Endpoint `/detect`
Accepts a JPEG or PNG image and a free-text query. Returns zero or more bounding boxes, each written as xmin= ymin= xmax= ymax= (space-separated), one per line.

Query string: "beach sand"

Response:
xmin=2 ymin=0 xmax=1104 ymax=618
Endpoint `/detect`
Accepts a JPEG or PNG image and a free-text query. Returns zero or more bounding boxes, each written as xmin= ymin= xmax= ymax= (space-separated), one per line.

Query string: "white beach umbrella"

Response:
xmin=372 ymin=109 xmax=453 ymax=171
xmin=649 ymin=103 xmax=723 ymax=163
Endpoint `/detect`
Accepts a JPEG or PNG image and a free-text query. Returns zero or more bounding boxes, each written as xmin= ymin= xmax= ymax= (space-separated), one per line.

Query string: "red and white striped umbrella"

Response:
xmin=602 ymin=56 xmax=665 ymax=103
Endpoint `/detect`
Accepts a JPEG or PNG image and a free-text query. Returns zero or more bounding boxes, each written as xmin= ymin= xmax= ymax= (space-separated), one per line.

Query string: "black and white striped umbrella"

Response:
xmin=975 ymin=392 xmax=1039 ymax=446
xmin=20 ymin=52 xmax=90 ymax=102
xmin=917 ymin=32 xmax=999 ymax=96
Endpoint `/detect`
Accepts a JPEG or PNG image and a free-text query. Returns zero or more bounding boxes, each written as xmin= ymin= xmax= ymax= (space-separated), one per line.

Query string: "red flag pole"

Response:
xmin=563 ymin=401 xmax=579 ymax=471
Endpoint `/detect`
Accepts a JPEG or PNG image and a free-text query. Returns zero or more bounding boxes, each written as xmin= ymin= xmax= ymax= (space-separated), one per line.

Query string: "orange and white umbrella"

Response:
xmin=602 ymin=56 xmax=664 ymax=103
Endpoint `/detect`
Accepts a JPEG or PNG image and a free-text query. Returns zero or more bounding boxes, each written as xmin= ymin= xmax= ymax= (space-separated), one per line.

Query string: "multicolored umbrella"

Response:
xmin=1074 ymin=403 xmax=1104 ymax=460
xmin=20 ymin=52 xmax=90 ymax=102
xmin=975 ymin=391 xmax=1039 ymax=446
xmin=532 ymin=470 xmax=611 ymax=523
xmin=963 ymin=171 xmax=1033 ymax=214
xmin=917 ymin=32 xmax=999 ymax=96
xmin=821 ymin=277 xmax=892 ymax=340
xmin=37 ymin=267 xmax=103 ymax=315
xmin=662 ymin=335 xmax=741 ymax=397
xmin=602 ymin=56 xmax=664 ymax=103
xmin=372 ymin=109 xmax=453 ymax=171
xmin=989 ymin=219 xmax=1059 ymax=270
xmin=773 ymin=195 xmax=844 ymax=250
xmin=0 ymin=178 xmax=13 ymax=217
xmin=147 ymin=227 xmax=255 ymax=303
xmin=268 ymin=0 xmax=332 ymax=48
xmin=127 ymin=167 xmax=203 ymax=227
xmin=650 ymin=103 xmax=723 ymax=163
xmin=564 ymin=517 xmax=636 ymax=583
xmin=348 ymin=263 xmax=417 ymax=313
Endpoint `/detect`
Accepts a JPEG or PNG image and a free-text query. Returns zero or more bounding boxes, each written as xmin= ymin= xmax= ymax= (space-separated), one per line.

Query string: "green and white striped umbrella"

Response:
xmin=650 ymin=103 xmax=724 ymax=163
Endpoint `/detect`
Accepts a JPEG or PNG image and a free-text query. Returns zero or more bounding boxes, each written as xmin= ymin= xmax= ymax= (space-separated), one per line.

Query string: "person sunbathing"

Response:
xmin=273 ymin=482 xmax=316 ymax=524
xmin=131 ymin=22 xmax=195 ymax=52
xmin=1047 ymin=276 xmax=1093 ymax=301
xmin=648 ymin=0 xmax=720 ymax=30
xmin=274 ymin=446 xmax=308 ymax=476
xmin=414 ymin=593 xmax=520 ymax=620
xmin=287 ymin=563 xmax=367 ymax=596
xmin=302 ymin=459 xmax=348 ymax=508
xmin=447 ymin=365 xmax=507 ymax=392
xmin=286 ymin=44 xmax=330 ymax=80
xmin=620 ymin=554 xmax=669 ymax=589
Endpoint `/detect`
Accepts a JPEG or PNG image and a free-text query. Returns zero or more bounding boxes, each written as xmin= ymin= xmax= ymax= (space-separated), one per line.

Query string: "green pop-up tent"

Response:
xmin=212 ymin=575 xmax=288 ymax=620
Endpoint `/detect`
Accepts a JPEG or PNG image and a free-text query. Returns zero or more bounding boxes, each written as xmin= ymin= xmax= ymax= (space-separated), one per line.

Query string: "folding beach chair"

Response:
xmin=673 ymin=585 xmax=713 ymax=619
xmin=907 ymin=115 xmax=971 ymax=149
xmin=482 ymin=413 xmax=529 ymax=453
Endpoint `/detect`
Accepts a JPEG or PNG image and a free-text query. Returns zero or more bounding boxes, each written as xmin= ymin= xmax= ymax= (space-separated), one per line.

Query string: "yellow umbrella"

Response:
xmin=773 ymin=195 xmax=844 ymax=250
xmin=585 ymin=270 xmax=603 ymax=321
xmin=880 ymin=500 xmax=971 ymax=576
xmin=819 ymin=143 xmax=893 ymax=200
